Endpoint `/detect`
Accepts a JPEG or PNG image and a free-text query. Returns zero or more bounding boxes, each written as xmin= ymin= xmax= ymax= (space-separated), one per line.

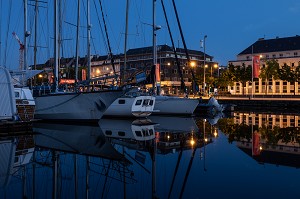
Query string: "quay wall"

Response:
xmin=201 ymin=97 xmax=300 ymax=112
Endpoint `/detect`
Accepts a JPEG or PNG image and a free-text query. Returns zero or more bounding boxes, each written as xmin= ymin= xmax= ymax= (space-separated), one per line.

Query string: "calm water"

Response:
xmin=1 ymin=112 xmax=300 ymax=199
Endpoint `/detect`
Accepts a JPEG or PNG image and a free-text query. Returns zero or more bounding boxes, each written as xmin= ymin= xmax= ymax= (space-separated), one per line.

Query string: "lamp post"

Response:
xmin=190 ymin=61 xmax=196 ymax=93
xmin=201 ymin=35 xmax=207 ymax=95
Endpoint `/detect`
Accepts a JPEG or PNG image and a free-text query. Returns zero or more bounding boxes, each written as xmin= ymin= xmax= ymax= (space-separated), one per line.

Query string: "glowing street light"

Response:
xmin=190 ymin=61 xmax=196 ymax=68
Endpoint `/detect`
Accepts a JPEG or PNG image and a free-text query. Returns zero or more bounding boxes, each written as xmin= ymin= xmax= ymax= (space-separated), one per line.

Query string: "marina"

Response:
xmin=1 ymin=0 xmax=300 ymax=198
xmin=1 ymin=111 xmax=300 ymax=198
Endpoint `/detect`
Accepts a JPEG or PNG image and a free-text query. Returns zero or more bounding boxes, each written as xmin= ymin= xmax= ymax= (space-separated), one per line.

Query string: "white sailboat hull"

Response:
xmin=104 ymin=95 xmax=156 ymax=118
xmin=34 ymin=90 xmax=123 ymax=121
xmin=153 ymin=96 xmax=199 ymax=115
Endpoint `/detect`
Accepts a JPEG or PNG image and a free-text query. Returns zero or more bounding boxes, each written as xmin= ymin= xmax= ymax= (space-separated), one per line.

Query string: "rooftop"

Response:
xmin=238 ymin=35 xmax=300 ymax=55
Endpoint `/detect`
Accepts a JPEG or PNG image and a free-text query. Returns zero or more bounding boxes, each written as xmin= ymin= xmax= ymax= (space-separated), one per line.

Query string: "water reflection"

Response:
xmin=218 ymin=112 xmax=300 ymax=168
xmin=1 ymin=112 xmax=300 ymax=198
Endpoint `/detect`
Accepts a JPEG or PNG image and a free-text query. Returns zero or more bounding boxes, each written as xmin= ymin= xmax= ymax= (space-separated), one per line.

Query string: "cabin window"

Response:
xmin=105 ymin=130 xmax=112 ymax=135
xmin=149 ymin=129 xmax=154 ymax=135
xmin=143 ymin=99 xmax=150 ymax=106
xmin=142 ymin=130 xmax=147 ymax=136
xmin=15 ymin=92 xmax=20 ymax=98
xmin=118 ymin=131 xmax=125 ymax=136
xmin=118 ymin=99 xmax=126 ymax=104
xmin=135 ymin=131 xmax=142 ymax=137
xmin=135 ymin=100 xmax=142 ymax=105
xmin=149 ymin=100 xmax=154 ymax=106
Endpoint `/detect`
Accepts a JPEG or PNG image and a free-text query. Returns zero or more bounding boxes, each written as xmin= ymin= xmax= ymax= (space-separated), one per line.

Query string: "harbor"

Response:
xmin=1 ymin=0 xmax=300 ymax=198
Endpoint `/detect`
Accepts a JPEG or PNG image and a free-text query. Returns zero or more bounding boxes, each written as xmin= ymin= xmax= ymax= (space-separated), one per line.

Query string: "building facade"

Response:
xmin=36 ymin=44 xmax=217 ymax=95
xmin=229 ymin=35 xmax=300 ymax=96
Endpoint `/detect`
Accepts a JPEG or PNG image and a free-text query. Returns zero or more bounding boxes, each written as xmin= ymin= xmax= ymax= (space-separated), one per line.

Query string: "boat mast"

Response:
xmin=123 ymin=0 xmax=130 ymax=86
xmin=87 ymin=0 xmax=91 ymax=81
xmin=54 ymin=0 xmax=59 ymax=92
xmin=152 ymin=0 xmax=160 ymax=95
xmin=160 ymin=0 xmax=186 ymax=92
xmin=33 ymin=0 xmax=38 ymax=86
xmin=75 ymin=0 xmax=80 ymax=85
xmin=171 ymin=0 xmax=198 ymax=93
xmin=98 ymin=0 xmax=117 ymax=83
xmin=24 ymin=0 xmax=28 ymax=70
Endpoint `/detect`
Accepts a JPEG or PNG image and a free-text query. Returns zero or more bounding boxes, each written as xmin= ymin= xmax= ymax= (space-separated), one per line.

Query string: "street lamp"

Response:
xmin=201 ymin=35 xmax=207 ymax=95
xmin=190 ymin=61 xmax=196 ymax=93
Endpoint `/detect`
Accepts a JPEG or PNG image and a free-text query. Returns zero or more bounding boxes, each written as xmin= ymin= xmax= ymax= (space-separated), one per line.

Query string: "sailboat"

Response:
xmin=150 ymin=0 xmax=198 ymax=116
xmin=34 ymin=0 xmax=123 ymax=121
xmin=11 ymin=70 xmax=42 ymax=121
xmin=103 ymin=89 xmax=156 ymax=118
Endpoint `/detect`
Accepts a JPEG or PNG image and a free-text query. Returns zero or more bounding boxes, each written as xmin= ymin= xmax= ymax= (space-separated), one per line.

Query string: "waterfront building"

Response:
xmin=123 ymin=44 xmax=215 ymax=95
xmin=229 ymin=35 xmax=300 ymax=96
xmin=34 ymin=44 xmax=217 ymax=95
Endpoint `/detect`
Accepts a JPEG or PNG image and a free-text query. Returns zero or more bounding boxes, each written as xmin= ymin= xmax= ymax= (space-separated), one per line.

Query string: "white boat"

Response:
xmin=9 ymin=69 xmax=42 ymax=121
xmin=104 ymin=91 xmax=156 ymax=118
xmin=0 ymin=66 xmax=18 ymax=121
xmin=34 ymin=89 xmax=123 ymax=121
xmin=99 ymin=118 xmax=155 ymax=141
xmin=33 ymin=1 xmax=124 ymax=122
xmin=14 ymin=87 xmax=35 ymax=121
xmin=153 ymin=95 xmax=199 ymax=115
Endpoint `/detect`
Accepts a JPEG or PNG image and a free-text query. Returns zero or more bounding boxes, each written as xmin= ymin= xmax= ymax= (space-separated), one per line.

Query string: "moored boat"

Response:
xmin=153 ymin=95 xmax=198 ymax=115
xmin=34 ymin=89 xmax=123 ymax=122
xmin=14 ymin=87 xmax=35 ymax=121
xmin=104 ymin=91 xmax=156 ymax=118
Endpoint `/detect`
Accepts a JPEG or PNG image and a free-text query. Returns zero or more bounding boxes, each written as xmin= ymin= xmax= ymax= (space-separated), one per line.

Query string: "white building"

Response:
xmin=229 ymin=35 xmax=300 ymax=96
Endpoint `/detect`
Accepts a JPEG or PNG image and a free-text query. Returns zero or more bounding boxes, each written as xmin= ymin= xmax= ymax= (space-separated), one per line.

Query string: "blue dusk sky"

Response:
xmin=1 ymin=0 xmax=300 ymax=70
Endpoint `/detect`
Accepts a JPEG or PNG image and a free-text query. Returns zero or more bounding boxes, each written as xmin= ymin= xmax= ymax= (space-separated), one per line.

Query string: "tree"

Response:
xmin=278 ymin=63 xmax=296 ymax=95
xmin=259 ymin=59 xmax=279 ymax=94
xmin=225 ymin=63 xmax=252 ymax=95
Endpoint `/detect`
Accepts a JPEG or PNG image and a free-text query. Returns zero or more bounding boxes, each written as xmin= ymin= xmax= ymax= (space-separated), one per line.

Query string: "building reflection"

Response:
xmin=219 ymin=112 xmax=300 ymax=168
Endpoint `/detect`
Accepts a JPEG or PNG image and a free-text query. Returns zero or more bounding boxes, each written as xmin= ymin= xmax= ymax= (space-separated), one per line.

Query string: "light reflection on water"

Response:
xmin=1 ymin=112 xmax=300 ymax=199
